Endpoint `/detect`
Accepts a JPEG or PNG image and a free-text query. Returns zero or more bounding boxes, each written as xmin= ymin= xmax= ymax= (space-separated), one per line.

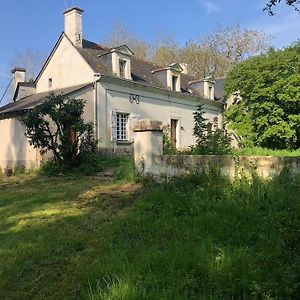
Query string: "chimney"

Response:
xmin=203 ymin=76 xmax=215 ymax=100
xmin=179 ymin=63 xmax=188 ymax=75
xmin=64 ymin=7 xmax=84 ymax=47
xmin=11 ymin=67 xmax=26 ymax=98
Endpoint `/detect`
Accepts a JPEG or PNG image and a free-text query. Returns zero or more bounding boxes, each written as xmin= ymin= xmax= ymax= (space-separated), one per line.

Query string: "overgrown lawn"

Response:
xmin=0 ymin=169 xmax=299 ymax=299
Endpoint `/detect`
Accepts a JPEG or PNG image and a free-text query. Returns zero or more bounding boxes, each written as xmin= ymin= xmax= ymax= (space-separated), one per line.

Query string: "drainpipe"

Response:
xmin=94 ymin=73 xmax=101 ymax=146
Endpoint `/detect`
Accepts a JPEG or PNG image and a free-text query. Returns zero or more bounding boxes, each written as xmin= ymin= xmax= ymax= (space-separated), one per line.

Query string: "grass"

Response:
xmin=0 ymin=165 xmax=299 ymax=299
xmin=231 ymin=147 xmax=300 ymax=157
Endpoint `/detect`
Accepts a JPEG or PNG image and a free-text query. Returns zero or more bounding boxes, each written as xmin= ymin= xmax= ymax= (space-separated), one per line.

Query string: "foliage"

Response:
xmin=265 ymin=0 xmax=300 ymax=15
xmin=225 ymin=42 xmax=300 ymax=149
xmin=104 ymin=23 xmax=270 ymax=78
xmin=232 ymin=146 xmax=300 ymax=157
xmin=38 ymin=153 xmax=103 ymax=176
xmin=162 ymin=124 xmax=177 ymax=155
xmin=193 ymin=104 xmax=232 ymax=155
xmin=22 ymin=93 xmax=97 ymax=166
xmin=2 ymin=170 xmax=299 ymax=299
xmin=193 ymin=104 xmax=208 ymax=147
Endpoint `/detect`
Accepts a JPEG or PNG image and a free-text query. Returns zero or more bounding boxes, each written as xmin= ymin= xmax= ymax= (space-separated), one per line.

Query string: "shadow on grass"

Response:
xmin=0 ymin=175 xmax=144 ymax=300
xmin=87 ymin=170 xmax=300 ymax=300
xmin=0 ymin=171 xmax=299 ymax=299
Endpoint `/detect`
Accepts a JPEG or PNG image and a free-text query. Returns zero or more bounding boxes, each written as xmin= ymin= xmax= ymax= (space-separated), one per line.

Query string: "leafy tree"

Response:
xmin=193 ymin=104 xmax=232 ymax=154
xmin=151 ymin=24 xmax=270 ymax=78
xmin=22 ymin=93 xmax=97 ymax=166
xmin=225 ymin=42 xmax=300 ymax=149
xmin=265 ymin=0 xmax=300 ymax=15
xmin=193 ymin=104 xmax=208 ymax=147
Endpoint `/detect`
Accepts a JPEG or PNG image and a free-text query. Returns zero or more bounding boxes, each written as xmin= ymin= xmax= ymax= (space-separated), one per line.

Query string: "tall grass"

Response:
xmin=88 ymin=170 xmax=300 ymax=299
xmin=232 ymin=147 xmax=300 ymax=157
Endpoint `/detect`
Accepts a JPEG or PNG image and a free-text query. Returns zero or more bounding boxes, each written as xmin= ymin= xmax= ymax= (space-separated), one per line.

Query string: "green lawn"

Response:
xmin=0 ymin=169 xmax=299 ymax=299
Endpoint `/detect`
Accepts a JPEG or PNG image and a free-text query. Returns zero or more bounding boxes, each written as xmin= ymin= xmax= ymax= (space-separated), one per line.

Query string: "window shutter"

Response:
xmin=111 ymin=110 xmax=117 ymax=142
xmin=129 ymin=114 xmax=140 ymax=142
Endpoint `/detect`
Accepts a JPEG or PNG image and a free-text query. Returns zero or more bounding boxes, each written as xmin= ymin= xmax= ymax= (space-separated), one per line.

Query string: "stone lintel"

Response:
xmin=133 ymin=119 xmax=163 ymax=132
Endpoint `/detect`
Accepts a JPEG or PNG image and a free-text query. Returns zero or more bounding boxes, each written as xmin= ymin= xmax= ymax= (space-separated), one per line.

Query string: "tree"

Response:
xmin=264 ymin=0 xmax=300 ymax=15
xmin=106 ymin=23 xmax=150 ymax=59
xmin=180 ymin=42 xmax=230 ymax=78
xmin=204 ymin=23 xmax=271 ymax=66
xmin=193 ymin=104 xmax=231 ymax=154
xmin=10 ymin=49 xmax=46 ymax=81
xmin=193 ymin=104 xmax=208 ymax=147
xmin=225 ymin=42 xmax=300 ymax=149
xmin=22 ymin=93 xmax=97 ymax=166
xmin=151 ymin=24 xmax=270 ymax=78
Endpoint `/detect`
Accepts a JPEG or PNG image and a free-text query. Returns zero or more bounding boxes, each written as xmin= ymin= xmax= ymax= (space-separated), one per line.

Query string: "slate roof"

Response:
xmin=0 ymin=83 xmax=92 ymax=116
xmin=214 ymin=77 xmax=225 ymax=102
xmin=79 ymin=39 xmax=205 ymax=96
xmin=0 ymin=36 xmax=225 ymax=117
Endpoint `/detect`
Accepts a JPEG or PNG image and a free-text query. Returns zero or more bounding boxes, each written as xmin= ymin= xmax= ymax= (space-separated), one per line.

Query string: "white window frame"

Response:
xmin=119 ymin=60 xmax=126 ymax=78
xmin=116 ymin=112 xmax=129 ymax=141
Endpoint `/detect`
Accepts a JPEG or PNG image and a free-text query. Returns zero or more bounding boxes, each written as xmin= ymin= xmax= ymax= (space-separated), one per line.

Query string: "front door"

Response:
xmin=170 ymin=119 xmax=178 ymax=148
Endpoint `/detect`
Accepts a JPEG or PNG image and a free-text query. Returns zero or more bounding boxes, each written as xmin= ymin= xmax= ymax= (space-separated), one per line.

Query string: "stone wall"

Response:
xmin=133 ymin=120 xmax=300 ymax=180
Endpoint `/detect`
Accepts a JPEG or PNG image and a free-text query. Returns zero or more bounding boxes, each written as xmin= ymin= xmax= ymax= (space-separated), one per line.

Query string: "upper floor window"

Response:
xmin=172 ymin=75 xmax=178 ymax=91
xmin=48 ymin=78 xmax=53 ymax=89
xmin=209 ymin=86 xmax=213 ymax=99
xmin=119 ymin=60 xmax=126 ymax=78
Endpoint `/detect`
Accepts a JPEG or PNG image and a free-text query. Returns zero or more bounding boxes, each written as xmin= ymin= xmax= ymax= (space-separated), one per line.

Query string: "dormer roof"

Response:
xmin=111 ymin=45 xmax=134 ymax=56
xmin=152 ymin=62 xmax=183 ymax=74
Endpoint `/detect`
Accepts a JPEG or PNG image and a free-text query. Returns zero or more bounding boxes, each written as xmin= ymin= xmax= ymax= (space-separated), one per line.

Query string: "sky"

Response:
xmin=0 ymin=0 xmax=299 ymax=104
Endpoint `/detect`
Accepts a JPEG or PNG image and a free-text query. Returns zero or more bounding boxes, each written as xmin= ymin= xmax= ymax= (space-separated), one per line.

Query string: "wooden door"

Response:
xmin=170 ymin=119 xmax=178 ymax=148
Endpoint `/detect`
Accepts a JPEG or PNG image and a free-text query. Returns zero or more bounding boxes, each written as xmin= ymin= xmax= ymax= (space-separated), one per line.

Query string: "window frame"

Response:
xmin=119 ymin=59 xmax=126 ymax=78
xmin=172 ymin=75 xmax=178 ymax=91
xmin=116 ymin=112 xmax=129 ymax=141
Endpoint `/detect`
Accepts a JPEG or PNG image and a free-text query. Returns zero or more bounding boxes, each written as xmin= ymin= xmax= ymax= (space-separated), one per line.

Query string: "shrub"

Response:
xmin=22 ymin=93 xmax=98 ymax=167
xmin=192 ymin=104 xmax=232 ymax=155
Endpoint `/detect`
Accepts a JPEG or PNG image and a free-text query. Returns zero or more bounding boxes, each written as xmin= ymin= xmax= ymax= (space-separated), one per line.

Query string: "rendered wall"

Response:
xmin=0 ymin=86 xmax=95 ymax=171
xmin=36 ymin=35 xmax=95 ymax=93
xmin=97 ymin=81 xmax=223 ymax=151
xmin=0 ymin=117 xmax=40 ymax=170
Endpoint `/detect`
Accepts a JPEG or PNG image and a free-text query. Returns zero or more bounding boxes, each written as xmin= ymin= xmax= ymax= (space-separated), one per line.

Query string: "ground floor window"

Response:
xmin=116 ymin=112 xmax=129 ymax=141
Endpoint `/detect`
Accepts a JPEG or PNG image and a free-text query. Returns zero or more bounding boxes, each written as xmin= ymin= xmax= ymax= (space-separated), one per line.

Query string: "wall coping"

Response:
xmin=133 ymin=119 xmax=163 ymax=132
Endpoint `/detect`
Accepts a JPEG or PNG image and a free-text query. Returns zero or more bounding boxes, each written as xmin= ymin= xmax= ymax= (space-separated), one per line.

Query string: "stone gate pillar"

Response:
xmin=133 ymin=120 xmax=163 ymax=175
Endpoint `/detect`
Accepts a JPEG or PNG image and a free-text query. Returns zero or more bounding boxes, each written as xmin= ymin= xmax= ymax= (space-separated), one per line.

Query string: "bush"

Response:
xmin=38 ymin=153 xmax=103 ymax=176
xmin=192 ymin=104 xmax=232 ymax=155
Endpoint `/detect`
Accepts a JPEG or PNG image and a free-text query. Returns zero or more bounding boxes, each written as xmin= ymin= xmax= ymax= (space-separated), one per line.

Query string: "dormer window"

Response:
xmin=104 ymin=45 xmax=133 ymax=80
xmin=209 ymin=86 xmax=213 ymax=99
xmin=172 ymin=75 xmax=178 ymax=91
xmin=152 ymin=63 xmax=183 ymax=92
xmin=119 ymin=60 xmax=126 ymax=78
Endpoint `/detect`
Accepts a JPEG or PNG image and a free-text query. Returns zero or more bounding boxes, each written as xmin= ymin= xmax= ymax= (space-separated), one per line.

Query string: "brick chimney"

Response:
xmin=64 ymin=7 xmax=84 ymax=47
xmin=11 ymin=67 xmax=26 ymax=97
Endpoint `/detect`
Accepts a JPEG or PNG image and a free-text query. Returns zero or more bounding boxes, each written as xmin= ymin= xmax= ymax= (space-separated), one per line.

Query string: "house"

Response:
xmin=0 ymin=7 xmax=224 ymax=170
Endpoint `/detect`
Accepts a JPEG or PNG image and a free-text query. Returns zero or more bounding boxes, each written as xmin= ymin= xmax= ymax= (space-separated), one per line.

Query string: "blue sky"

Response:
xmin=0 ymin=0 xmax=299 ymax=103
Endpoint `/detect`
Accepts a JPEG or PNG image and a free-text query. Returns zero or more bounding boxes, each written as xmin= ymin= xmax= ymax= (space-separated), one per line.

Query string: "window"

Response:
xmin=172 ymin=75 xmax=178 ymax=91
xmin=48 ymin=78 xmax=53 ymax=88
xmin=119 ymin=60 xmax=126 ymax=78
xmin=116 ymin=112 xmax=129 ymax=141
xmin=209 ymin=86 xmax=213 ymax=99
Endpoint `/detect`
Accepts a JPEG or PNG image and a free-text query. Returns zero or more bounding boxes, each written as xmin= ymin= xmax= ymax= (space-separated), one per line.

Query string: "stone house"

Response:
xmin=0 ymin=7 xmax=224 ymax=170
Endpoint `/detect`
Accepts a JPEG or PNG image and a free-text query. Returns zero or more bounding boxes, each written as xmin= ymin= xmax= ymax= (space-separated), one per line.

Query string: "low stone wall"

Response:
xmin=148 ymin=154 xmax=300 ymax=179
xmin=133 ymin=119 xmax=300 ymax=179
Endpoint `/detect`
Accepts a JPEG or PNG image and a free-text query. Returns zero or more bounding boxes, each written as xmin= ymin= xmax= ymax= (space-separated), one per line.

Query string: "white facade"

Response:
xmin=0 ymin=6 xmax=224 ymax=169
